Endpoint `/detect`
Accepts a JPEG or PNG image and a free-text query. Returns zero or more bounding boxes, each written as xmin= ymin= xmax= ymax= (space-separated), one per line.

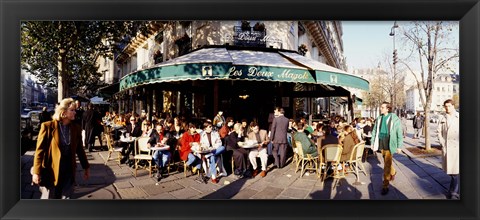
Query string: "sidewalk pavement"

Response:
xmin=21 ymin=123 xmax=452 ymax=200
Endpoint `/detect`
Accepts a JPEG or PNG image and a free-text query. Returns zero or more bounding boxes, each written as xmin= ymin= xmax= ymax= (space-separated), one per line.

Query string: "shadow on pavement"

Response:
xmin=200 ymin=176 xmax=249 ymax=199
xmin=309 ymin=177 xmax=362 ymax=199
xmin=21 ymin=153 xmax=118 ymax=199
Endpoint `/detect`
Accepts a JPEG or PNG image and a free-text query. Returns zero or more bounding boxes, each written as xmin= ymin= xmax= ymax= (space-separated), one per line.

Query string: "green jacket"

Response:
xmin=293 ymin=131 xmax=318 ymax=157
xmin=371 ymin=113 xmax=403 ymax=154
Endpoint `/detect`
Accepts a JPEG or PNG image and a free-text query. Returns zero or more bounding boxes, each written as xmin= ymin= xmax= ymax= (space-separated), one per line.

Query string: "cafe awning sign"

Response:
xmin=119 ymin=47 xmax=369 ymax=92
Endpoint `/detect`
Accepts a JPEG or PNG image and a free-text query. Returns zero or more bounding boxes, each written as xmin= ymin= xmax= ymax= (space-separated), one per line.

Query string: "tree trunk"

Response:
xmin=57 ymin=49 xmax=68 ymax=102
xmin=424 ymin=107 xmax=431 ymax=151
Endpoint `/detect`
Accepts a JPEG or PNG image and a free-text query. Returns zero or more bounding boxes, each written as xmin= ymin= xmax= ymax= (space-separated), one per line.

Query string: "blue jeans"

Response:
xmin=206 ymin=145 xmax=225 ymax=178
xmin=152 ymin=150 xmax=171 ymax=168
xmin=187 ymin=153 xmax=201 ymax=169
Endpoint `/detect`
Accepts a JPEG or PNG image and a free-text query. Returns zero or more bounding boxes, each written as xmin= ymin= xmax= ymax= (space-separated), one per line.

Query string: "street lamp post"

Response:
xmin=389 ymin=21 xmax=399 ymax=114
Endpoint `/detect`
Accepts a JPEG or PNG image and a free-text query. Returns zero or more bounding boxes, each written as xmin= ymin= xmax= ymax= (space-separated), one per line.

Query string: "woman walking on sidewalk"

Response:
xmin=31 ymin=98 xmax=90 ymax=199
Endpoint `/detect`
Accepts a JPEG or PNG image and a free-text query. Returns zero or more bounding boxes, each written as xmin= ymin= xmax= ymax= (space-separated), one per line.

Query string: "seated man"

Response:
xmin=199 ymin=121 xmax=226 ymax=183
xmin=293 ymin=122 xmax=318 ymax=157
xmin=148 ymin=124 xmax=171 ymax=181
xmin=247 ymin=122 xmax=269 ymax=177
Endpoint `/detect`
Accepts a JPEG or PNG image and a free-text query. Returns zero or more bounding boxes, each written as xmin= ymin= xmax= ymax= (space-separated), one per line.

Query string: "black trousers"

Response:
xmin=272 ymin=143 xmax=288 ymax=168
xmin=231 ymin=148 xmax=249 ymax=172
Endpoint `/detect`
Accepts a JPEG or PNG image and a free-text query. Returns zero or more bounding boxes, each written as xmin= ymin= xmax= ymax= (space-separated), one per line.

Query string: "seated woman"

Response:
xmin=339 ymin=125 xmax=360 ymax=171
xmin=148 ymin=124 xmax=171 ymax=181
xmin=293 ymin=122 xmax=318 ymax=157
xmin=179 ymin=123 xmax=202 ymax=174
xmin=225 ymin=123 xmax=250 ymax=178
xmin=141 ymin=120 xmax=153 ymax=137
xmin=199 ymin=121 xmax=226 ymax=183
xmin=319 ymin=125 xmax=339 ymax=147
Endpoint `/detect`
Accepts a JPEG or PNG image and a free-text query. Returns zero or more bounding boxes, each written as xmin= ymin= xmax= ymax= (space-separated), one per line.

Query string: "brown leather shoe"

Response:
xmin=260 ymin=170 xmax=267 ymax=177
xmin=390 ymin=172 xmax=396 ymax=181
xmin=252 ymin=170 xmax=259 ymax=177
xmin=211 ymin=178 xmax=218 ymax=184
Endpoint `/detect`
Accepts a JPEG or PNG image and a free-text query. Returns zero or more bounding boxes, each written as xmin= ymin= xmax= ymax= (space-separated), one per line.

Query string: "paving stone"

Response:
xmin=175 ymin=177 xmax=199 ymax=188
xmin=74 ymin=185 xmax=119 ymax=199
xmin=130 ymin=178 xmax=157 ymax=187
xmin=170 ymin=187 xmax=202 ymax=199
xmin=251 ymin=186 xmax=283 ymax=199
xmin=307 ymin=185 xmax=335 ymax=199
xmin=141 ymin=181 xmax=185 ymax=196
xmin=421 ymin=165 xmax=444 ymax=175
xmin=397 ymin=188 xmax=422 ymax=199
xmin=269 ymin=175 xmax=296 ymax=188
xmin=113 ymin=181 xmax=133 ymax=189
xmin=411 ymin=177 xmax=443 ymax=198
xmin=247 ymin=179 xmax=270 ymax=192
xmin=117 ymin=188 xmax=149 ymax=199
xmin=148 ymin=192 xmax=177 ymax=199
xmin=430 ymin=172 xmax=451 ymax=186
xmin=189 ymin=181 xmax=220 ymax=194
xmin=276 ymin=195 xmax=295 ymax=199
xmin=231 ymin=188 xmax=259 ymax=199
xmin=113 ymin=168 xmax=133 ymax=175
xmin=280 ymin=187 xmax=310 ymax=199
xmin=290 ymin=178 xmax=317 ymax=189
xmin=404 ymin=164 xmax=429 ymax=177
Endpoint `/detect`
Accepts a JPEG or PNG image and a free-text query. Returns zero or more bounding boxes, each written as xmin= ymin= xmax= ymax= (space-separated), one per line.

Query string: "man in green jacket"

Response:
xmin=293 ymin=122 xmax=318 ymax=157
xmin=371 ymin=102 xmax=403 ymax=195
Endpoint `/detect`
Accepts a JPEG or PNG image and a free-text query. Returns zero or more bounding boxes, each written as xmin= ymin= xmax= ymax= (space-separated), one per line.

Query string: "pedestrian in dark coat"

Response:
xmin=269 ymin=107 xmax=289 ymax=168
xmin=82 ymin=103 xmax=101 ymax=152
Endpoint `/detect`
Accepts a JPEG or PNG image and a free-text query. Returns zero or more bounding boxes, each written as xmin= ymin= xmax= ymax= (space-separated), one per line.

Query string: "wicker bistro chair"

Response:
xmin=321 ymin=144 xmax=343 ymax=187
xmin=294 ymin=141 xmax=320 ymax=178
xmin=345 ymin=142 xmax=367 ymax=179
xmin=133 ymin=137 xmax=153 ymax=177
xmin=104 ymin=132 xmax=123 ymax=165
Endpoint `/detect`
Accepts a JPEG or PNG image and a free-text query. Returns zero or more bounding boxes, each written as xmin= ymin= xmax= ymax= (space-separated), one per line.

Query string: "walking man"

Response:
xmin=371 ymin=102 xmax=403 ymax=195
xmin=269 ymin=107 xmax=289 ymax=169
xmin=413 ymin=111 xmax=424 ymax=139
xmin=437 ymin=99 xmax=460 ymax=199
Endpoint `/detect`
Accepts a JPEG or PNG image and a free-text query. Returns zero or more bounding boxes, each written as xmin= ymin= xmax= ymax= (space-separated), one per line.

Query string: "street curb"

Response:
xmin=401 ymin=148 xmax=416 ymax=159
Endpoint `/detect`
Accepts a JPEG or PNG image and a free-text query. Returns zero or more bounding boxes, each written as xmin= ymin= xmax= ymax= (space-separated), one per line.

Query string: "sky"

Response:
xmin=342 ymin=21 xmax=396 ymax=70
xmin=342 ymin=21 xmax=459 ymax=72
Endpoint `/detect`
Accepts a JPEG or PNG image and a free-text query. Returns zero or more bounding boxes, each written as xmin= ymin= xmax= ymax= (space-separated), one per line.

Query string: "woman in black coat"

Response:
xmin=225 ymin=123 xmax=250 ymax=178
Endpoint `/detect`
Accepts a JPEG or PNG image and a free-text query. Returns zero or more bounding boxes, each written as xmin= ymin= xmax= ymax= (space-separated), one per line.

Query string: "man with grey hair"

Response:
xmin=437 ymin=99 xmax=460 ymax=199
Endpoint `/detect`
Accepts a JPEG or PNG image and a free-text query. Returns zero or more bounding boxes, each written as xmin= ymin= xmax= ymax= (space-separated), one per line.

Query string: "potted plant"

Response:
xmin=253 ymin=22 xmax=265 ymax=32
xmin=241 ymin=21 xmax=251 ymax=31
xmin=298 ymin=44 xmax=308 ymax=56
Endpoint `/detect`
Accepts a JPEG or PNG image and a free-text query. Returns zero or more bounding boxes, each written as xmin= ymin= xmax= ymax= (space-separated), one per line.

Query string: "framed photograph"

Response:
xmin=2 ymin=0 xmax=479 ymax=219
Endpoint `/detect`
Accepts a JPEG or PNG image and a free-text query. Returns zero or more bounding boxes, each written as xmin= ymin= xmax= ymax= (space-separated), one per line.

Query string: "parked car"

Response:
xmin=21 ymin=110 xmax=42 ymax=132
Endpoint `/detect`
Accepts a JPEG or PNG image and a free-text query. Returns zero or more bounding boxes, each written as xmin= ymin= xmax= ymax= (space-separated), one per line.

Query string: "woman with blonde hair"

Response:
xmin=225 ymin=123 xmax=250 ymax=178
xmin=32 ymin=98 xmax=90 ymax=199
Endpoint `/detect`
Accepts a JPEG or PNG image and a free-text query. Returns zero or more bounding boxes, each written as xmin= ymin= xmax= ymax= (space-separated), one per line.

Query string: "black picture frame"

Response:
xmin=1 ymin=0 xmax=478 ymax=219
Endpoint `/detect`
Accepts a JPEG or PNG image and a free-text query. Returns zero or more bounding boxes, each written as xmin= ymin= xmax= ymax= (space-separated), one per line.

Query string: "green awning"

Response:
xmin=119 ymin=47 xmax=369 ymax=92
xmin=279 ymin=51 xmax=370 ymax=91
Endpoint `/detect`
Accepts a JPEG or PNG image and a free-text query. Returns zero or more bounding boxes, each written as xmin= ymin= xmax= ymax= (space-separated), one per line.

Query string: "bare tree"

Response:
xmin=362 ymin=74 xmax=388 ymax=118
xmin=378 ymin=51 xmax=407 ymax=113
xmin=400 ymin=21 xmax=459 ymax=150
